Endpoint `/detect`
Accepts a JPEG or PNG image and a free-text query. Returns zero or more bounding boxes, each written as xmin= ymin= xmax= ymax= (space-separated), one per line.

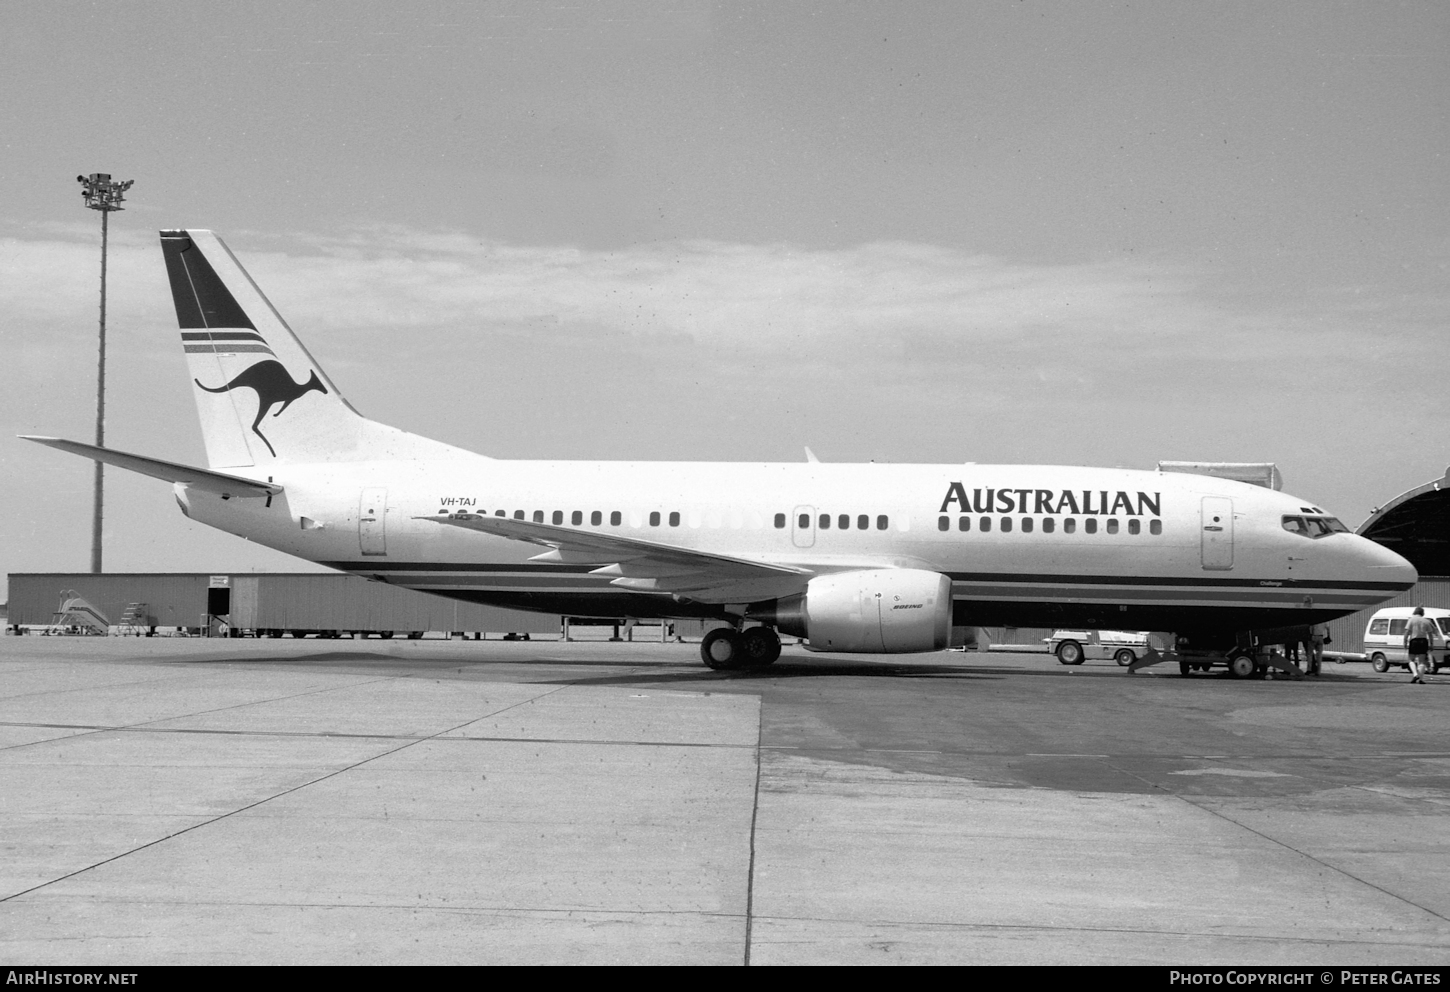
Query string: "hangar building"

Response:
xmin=1325 ymin=470 xmax=1450 ymax=653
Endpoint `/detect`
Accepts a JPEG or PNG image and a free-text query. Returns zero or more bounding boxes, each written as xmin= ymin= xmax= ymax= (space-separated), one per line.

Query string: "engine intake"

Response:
xmin=753 ymin=568 xmax=952 ymax=653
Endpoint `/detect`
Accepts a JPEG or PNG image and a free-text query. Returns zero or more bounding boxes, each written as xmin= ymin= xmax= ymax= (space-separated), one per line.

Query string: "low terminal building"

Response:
xmin=5 ymin=572 xmax=711 ymax=640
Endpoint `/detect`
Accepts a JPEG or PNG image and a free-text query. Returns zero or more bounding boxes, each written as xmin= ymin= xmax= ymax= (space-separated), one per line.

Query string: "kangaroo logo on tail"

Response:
xmin=196 ymin=360 xmax=328 ymax=457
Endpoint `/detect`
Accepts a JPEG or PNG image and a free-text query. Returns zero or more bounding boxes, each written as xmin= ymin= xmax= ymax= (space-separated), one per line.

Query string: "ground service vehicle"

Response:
xmin=1363 ymin=607 xmax=1448 ymax=673
xmin=1045 ymin=630 xmax=1149 ymax=666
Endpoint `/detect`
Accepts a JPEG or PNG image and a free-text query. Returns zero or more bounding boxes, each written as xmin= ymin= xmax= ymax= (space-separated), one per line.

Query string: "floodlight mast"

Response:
xmin=76 ymin=173 xmax=134 ymax=574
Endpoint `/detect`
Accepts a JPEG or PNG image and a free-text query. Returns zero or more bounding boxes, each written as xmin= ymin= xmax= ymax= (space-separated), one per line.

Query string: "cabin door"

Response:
xmin=1200 ymin=496 xmax=1234 ymax=570
xmin=359 ymin=487 xmax=388 ymax=556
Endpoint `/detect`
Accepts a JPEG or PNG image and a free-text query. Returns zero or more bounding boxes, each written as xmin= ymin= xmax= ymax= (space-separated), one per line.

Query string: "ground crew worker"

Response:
xmin=1307 ymin=623 xmax=1330 ymax=675
xmin=1403 ymin=607 xmax=1437 ymax=685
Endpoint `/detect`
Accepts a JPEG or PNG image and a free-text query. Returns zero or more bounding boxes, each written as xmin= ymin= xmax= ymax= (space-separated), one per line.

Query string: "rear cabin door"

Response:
xmin=1200 ymin=496 xmax=1234 ymax=570
xmin=792 ymin=505 xmax=816 ymax=548
xmin=359 ymin=487 xmax=388 ymax=556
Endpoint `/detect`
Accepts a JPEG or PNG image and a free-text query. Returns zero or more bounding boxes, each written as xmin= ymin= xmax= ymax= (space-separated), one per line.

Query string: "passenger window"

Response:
xmin=1021 ymin=517 xmax=1033 ymax=533
xmin=495 ymin=509 xmax=505 ymax=517
xmin=775 ymin=513 xmax=786 ymax=529
xmin=1042 ymin=517 xmax=1055 ymax=534
xmin=1150 ymin=520 xmax=1162 ymax=535
xmin=959 ymin=516 xmax=970 ymax=532
xmin=839 ymin=514 xmax=850 ymax=530
xmin=1106 ymin=519 xmax=1119 ymax=534
xmin=552 ymin=510 xmax=563 ymax=525
xmin=591 ymin=510 xmax=602 ymax=526
xmin=610 ymin=511 xmax=621 ymax=526
xmin=1085 ymin=519 xmax=1097 ymax=534
xmin=980 ymin=517 xmax=991 ymax=533
xmin=1369 ymin=619 xmax=1389 ymax=635
xmin=513 ymin=510 xmax=525 ymax=520
xmin=799 ymin=513 xmax=811 ymax=529
xmin=819 ymin=514 xmax=831 ymax=530
xmin=533 ymin=510 xmax=544 ymax=523
xmin=649 ymin=511 xmax=661 ymax=527
xmin=1001 ymin=517 xmax=1012 ymax=533
xmin=1439 ymin=619 xmax=1450 ymax=637
xmin=669 ymin=511 xmax=680 ymax=527
xmin=571 ymin=510 xmax=583 ymax=526
xmin=1389 ymin=619 xmax=1407 ymax=636
xmin=938 ymin=516 xmax=950 ymax=532
xmin=1128 ymin=519 xmax=1140 ymax=535
xmin=858 ymin=514 xmax=869 ymax=530
xmin=1064 ymin=518 xmax=1076 ymax=533
xmin=877 ymin=515 xmax=888 ymax=530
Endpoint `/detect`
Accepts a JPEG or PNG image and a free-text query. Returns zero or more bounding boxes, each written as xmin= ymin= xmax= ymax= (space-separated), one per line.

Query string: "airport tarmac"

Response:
xmin=0 ymin=636 xmax=1447 ymax=966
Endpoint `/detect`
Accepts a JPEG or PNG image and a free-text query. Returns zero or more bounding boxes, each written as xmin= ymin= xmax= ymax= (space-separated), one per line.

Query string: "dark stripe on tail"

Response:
xmin=160 ymin=230 xmax=255 ymax=330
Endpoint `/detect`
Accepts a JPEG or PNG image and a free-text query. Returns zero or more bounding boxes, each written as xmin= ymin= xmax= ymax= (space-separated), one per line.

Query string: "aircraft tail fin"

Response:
xmin=160 ymin=229 xmax=467 ymax=468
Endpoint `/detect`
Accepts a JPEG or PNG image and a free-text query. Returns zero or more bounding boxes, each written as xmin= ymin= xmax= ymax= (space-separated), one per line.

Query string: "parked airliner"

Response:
xmin=24 ymin=230 xmax=1417 ymax=672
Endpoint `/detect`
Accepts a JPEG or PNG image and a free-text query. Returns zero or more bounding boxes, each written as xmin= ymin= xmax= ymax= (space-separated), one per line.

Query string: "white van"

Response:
xmin=1044 ymin=630 xmax=1149 ymax=666
xmin=1362 ymin=607 xmax=1448 ymax=673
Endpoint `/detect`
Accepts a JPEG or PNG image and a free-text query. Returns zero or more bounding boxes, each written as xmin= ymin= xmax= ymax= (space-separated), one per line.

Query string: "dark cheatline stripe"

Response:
xmin=320 ymin=560 xmax=1411 ymax=593
xmin=182 ymin=331 xmax=268 ymax=343
xmin=183 ymin=343 xmax=274 ymax=354
xmin=946 ymin=570 xmax=1412 ymax=592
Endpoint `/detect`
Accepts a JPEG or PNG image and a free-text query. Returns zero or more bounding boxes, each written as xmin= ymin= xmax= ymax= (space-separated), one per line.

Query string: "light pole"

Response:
xmin=77 ymin=172 xmax=134 ymax=574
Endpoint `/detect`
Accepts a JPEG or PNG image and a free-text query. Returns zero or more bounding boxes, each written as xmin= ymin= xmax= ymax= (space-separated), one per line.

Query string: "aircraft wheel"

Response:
xmin=1056 ymin=640 xmax=1085 ymax=666
xmin=290 ymin=630 xmax=306 ymax=638
xmin=1227 ymin=651 xmax=1257 ymax=679
xmin=379 ymin=631 xmax=394 ymax=639
xmin=701 ymin=628 xmax=745 ymax=670
xmin=1370 ymin=653 xmax=1389 ymax=673
xmin=1114 ymin=648 xmax=1136 ymax=667
xmin=741 ymin=627 xmax=782 ymax=667
xmin=1179 ymin=661 xmax=1192 ymax=677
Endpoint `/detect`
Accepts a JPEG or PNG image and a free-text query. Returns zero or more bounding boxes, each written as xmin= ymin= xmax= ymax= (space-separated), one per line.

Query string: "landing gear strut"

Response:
xmin=700 ymin=626 xmax=781 ymax=670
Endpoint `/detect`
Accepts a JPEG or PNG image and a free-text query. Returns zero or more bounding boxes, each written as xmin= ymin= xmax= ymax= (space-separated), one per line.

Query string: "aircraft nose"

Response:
xmin=1351 ymin=535 xmax=1418 ymax=591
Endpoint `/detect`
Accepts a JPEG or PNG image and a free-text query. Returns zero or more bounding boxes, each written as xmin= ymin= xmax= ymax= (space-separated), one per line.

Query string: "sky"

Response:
xmin=2 ymin=1 xmax=1449 ymax=601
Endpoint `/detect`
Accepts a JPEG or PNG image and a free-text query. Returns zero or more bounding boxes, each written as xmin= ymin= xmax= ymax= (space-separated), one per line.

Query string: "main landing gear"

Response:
xmin=701 ymin=626 xmax=782 ymax=671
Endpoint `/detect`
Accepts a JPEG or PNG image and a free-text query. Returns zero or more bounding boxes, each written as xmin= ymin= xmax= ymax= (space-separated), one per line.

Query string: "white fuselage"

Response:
xmin=179 ymin=455 xmax=1416 ymax=637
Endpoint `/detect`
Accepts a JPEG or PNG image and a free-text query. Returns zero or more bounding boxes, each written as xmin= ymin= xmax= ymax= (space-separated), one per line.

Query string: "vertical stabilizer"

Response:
xmin=161 ymin=230 xmax=360 ymax=468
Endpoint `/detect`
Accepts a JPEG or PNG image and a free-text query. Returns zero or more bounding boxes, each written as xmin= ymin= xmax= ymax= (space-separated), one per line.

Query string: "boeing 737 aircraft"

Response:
xmin=24 ymin=230 xmax=1418 ymax=673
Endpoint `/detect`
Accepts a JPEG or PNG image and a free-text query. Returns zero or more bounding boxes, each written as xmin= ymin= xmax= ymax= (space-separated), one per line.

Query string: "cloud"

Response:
xmin=2 ymin=220 xmax=1442 ymax=390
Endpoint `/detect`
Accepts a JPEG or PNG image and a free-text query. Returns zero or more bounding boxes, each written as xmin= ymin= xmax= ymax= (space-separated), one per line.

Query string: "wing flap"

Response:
xmin=21 ymin=436 xmax=282 ymax=499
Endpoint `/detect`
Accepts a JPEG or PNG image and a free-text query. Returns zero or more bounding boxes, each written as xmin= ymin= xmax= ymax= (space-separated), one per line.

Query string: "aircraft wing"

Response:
xmin=20 ymin=436 xmax=283 ymax=499
xmin=419 ymin=512 xmax=812 ymax=603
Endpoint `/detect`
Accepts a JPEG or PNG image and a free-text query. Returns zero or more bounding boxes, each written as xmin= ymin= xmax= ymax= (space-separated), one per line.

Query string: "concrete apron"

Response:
xmin=2 ymin=643 xmax=1447 ymax=964
xmin=0 ymin=657 xmax=759 ymax=965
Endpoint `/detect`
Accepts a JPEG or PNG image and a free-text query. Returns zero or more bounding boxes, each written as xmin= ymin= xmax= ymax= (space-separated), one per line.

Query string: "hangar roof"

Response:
xmin=1357 ymin=470 xmax=1450 ymax=578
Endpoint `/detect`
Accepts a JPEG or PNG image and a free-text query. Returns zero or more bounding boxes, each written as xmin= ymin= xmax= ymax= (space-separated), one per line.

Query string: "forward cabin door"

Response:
xmin=359 ymin=487 xmax=388 ymax=556
xmin=1200 ymin=496 xmax=1234 ymax=570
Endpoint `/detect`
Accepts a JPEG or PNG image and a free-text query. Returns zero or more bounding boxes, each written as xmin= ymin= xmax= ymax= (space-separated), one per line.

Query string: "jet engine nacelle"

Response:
xmin=759 ymin=568 xmax=952 ymax=653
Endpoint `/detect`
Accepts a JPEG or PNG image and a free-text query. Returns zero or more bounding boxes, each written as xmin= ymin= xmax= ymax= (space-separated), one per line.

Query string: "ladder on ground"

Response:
xmin=117 ymin=602 xmax=149 ymax=636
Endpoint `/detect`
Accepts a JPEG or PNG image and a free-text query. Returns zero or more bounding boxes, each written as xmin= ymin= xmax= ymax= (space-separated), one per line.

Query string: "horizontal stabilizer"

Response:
xmin=20 ymin=436 xmax=282 ymax=499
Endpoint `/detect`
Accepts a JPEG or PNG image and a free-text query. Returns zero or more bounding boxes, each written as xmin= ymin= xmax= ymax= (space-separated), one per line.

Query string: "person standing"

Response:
xmin=1403 ymin=607 xmax=1437 ymax=684
xmin=1307 ymin=623 xmax=1330 ymax=675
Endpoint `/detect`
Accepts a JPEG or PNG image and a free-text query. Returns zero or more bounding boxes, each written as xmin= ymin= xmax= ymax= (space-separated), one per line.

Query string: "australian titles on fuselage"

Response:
xmin=20 ymin=227 xmax=1416 ymax=672
xmin=939 ymin=483 xmax=1161 ymax=518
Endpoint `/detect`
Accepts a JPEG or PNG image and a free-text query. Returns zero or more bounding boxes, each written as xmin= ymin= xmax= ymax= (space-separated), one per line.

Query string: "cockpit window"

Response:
xmin=1282 ymin=514 xmax=1350 ymax=538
